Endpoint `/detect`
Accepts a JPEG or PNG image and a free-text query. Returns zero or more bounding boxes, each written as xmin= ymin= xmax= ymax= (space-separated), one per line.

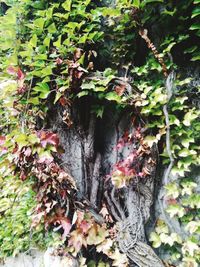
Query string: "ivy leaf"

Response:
xmin=53 ymin=36 xmax=62 ymax=48
xmin=143 ymin=135 xmax=158 ymax=147
xmin=41 ymin=66 xmax=52 ymax=77
xmin=166 ymin=204 xmax=185 ymax=218
xmin=28 ymin=134 xmax=40 ymax=145
xmin=109 ymin=248 xmax=129 ymax=267
xmin=29 ymin=34 xmax=37 ymax=47
xmin=15 ymin=134 xmax=28 ymax=149
xmin=181 ymin=181 xmax=197 ymax=196
xmin=171 ymin=166 xmax=185 ymax=177
xmin=37 ymin=130 xmax=59 ymax=148
xmin=133 ymin=0 xmax=140 ymax=8
xmin=34 ymin=18 xmax=45 ymax=29
xmin=87 ymin=224 xmax=108 ymax=245
xmin=33 ymin=82 xmax=50 ymax=99
xmin=37 ymin=150 xmax=54 ymax=164
xmin=190 ymin=23 xmax=200 ymax=30
xmin=77 ymin=91 xmax=89 ymax=98
xmin=178 ymin=148 xmax=197 ymax=157
xmin=185 ymin=221 xmax=200 ymax=234
xmin=183 ymin=110 xmax=198 ymax=126
xmin=81 ymin=83 xmax=95 ymax=90
xmin=192 ymin=7 xmax=200 ymax=18
xmin=165 ymin=183 xmax=180 ymax=199
xmin=59 ymin=218 xmax=72 ymax=239
xmin=68 ymin=229 xmax=87 ymax=253
xmin=62 ymin=0 xmax=72 ymax=11
xmin=181 ymin=137 xmax=194 ymax=148
xmin=182 ymin=240 xmax=199 ymax=257
xmin=105 ymin=92 xmax=121 ymax=103
xmin=47 ymin=23 xmax=57 ymax=34
xmin=7 ymin=66 xmax=17 ymax=75
xmin=0 ymin=136 xmax=6 ymax=146
xmin=149 ymin=232 xmax=161 ymax=248
xmin=43 ymin=35 xmax=51 ymax=47
xmin=54 ymin=92 xmax=62 ymax=104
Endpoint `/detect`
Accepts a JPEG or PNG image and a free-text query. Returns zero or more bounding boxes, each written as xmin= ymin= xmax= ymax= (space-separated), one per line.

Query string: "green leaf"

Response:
xmin=81 ymin=83 xmax=95 ymax=90
xmin=79 ymin=33 xmax=88 ymax=44
xmin=77 ymin=91 xmax=89 ymax=98
xmin=191 ymin=54 xmax=200 ymax=61
xmin=34 ymin=18 xmax=45 ymax=29
xmin=149 ymin=232 xmax=161 ymax=248
xmin=43 ymin=35 xmax=51 ymax=47
xmin=183 ymin=110 xmax=198 ymax=126
xmin=190 ymin=23 xmax=200 ymax=30
xmin=54 ymin=92 xmax=62 ymax=104
xmin=28 ymin=97 xmax=40 ymax=105
xmin=165 ymin=183 xmax=180 ymax=199
xmin=53 ymin=36 xmax=62 ymax=48
xmin=133 ymin=0 xmax=140 ymax=8
xmin=15 ymin=134 xmax=27 ymax=149
xmin=143 ymin=135 xmax=158 ymax=147
xmin=181 ymin=137 xmax=194 ymax=149
xmin=178 ymin=148 xmax=197 ymax=157
xmin=141 ymin=0 xmax=163 ymax=8
xmin=105 ymin=92 xmax=121 ymax=103
xmin=28 ymin=134 xmax=40 ymax=144
xmin=166 ymin=204 xmax=185 ymax=218
xmin=29 ymin=34 xmax=37 ymax=47
xmin=181 ymin=181 xmax=197 ymax=196
xmin=41 ymin=66 xmax=52 ymax=77
xmin=47 ymin=23 xmax=57 ymax=34
xmin=62 ymin=0 xmax=72 ymax=11
xmin=191 ymin=7 xmax=200 ymax=18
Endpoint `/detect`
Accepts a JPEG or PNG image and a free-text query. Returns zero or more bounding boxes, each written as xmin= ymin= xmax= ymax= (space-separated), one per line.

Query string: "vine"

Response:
xmin=0 ymin=0 xmax=200 ymax=266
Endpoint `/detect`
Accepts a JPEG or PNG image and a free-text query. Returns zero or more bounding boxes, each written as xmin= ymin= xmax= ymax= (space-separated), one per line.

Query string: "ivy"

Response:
xmin=0 ymin=0 xmax=200 ymax=266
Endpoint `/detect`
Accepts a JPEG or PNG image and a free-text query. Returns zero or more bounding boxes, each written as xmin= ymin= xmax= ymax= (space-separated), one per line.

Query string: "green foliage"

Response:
xmin=0 ymin=174 xmax=58 ymax=258
xmin=0 ymin=0 xmax=200 ymax=265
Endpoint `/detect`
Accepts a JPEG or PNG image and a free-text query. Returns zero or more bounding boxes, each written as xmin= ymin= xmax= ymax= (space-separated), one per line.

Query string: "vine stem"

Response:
xmin=163 ymin=71 xmax=175 ymax=185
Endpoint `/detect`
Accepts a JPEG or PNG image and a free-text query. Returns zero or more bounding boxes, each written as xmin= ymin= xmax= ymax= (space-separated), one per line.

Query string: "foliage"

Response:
xmin=0 ymin=0 xmax=200 ymax=266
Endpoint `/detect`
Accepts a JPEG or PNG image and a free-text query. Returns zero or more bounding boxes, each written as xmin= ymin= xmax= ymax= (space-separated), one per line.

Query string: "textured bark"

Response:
xmin=48 ymin=98 xmax=164 ymax=267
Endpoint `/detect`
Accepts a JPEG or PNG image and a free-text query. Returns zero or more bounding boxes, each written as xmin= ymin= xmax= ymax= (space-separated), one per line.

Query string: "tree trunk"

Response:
xmin=48 ymin=95 xmax=164 ymax=267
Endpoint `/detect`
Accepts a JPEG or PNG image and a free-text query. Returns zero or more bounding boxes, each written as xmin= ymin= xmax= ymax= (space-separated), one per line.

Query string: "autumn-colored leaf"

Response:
xmin=68 ymin=229 xmax=87 ymax=253
xmin=7 ymin=66 xmax=17 ymax=75
xmin=17 ymin=68 xmax=25 ymax=80
xmin=0 ymin=136 xmax=6 ymax=146
xmin=79 ymin=220 xmax=92 ymax=234
xmin=56 ymin=57 xmax=63 ymax=65
xmin=60 ymin=218 xmax=72 ymax=239
xmin=37 ymin=130 xmax=59 ymax=148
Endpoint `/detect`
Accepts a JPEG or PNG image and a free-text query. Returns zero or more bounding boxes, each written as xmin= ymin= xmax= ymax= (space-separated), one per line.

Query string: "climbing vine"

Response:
xmin=0 ymin=0 xmax=200 ymax=266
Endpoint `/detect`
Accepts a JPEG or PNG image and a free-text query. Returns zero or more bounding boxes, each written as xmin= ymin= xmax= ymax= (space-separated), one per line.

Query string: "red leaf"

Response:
xmin=79 ymin=220 xmax=91 ymax=234
xmin=24 ymin=147 xmax=32 ymax=157
xmin=37 ymin=130 xmax=59 ymax=148
xmin=17 ymin=85 xmax=27 ymax=94
xmin=56 ymin=58 xmax=63 ymax=65
xmin=20 ymin=171 xmax=27 ymax=181
xmin=59 ymin=96 xmax=68 ymax=106
xmin=0 ymin=136 xmax=6 ymax=146
xmin=7 ymin=66 xmax=17 ymax=75
xmin=59 ymin=218 xmax=72 ymax=239
xmin=17 ymin=68 xmax=25 ymax=80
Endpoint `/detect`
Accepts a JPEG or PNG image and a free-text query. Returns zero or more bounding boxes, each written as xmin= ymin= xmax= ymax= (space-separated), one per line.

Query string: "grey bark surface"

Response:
xmin=48 ymin=99 xmax=164 ymax=267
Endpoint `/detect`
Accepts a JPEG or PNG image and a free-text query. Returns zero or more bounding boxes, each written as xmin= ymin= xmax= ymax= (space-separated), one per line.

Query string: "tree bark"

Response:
xmin=48 ymin=97 xmax=164 ymax=267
